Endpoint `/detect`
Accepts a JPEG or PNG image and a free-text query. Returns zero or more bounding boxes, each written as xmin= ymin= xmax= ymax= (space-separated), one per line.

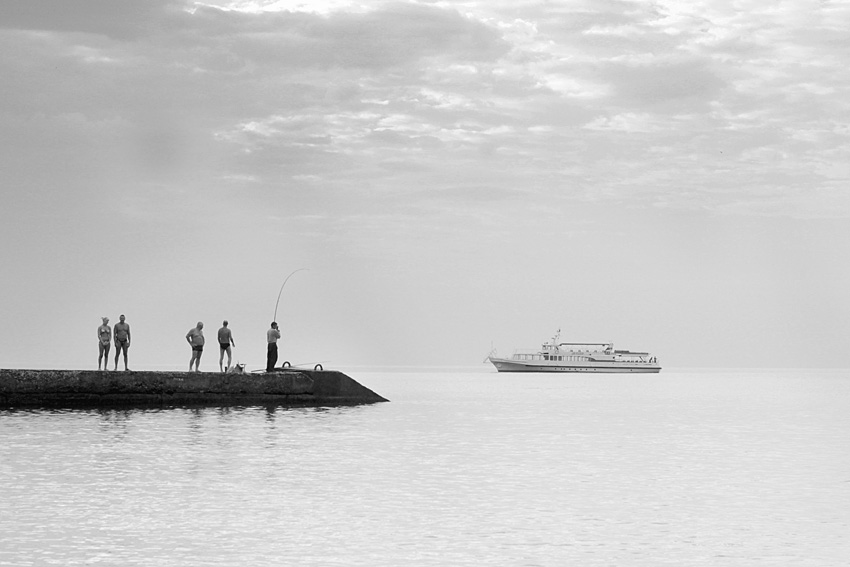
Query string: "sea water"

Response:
xmin=1 ymin=368 xmax=848 ymax=566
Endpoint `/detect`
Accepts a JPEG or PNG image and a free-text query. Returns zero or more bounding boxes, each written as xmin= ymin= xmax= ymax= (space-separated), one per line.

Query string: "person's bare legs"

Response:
xmin=98 ymin=343 xmax=110 ymax=370
xmin=113 ymin=342 xmax=128 ymax=370
xmin=190 ymin=350 xmax=202 ymax=371
xmin=114 ymin=342 xmax=129 ymax=370
xmin=219 ymin=345 xmax=233 ymax=372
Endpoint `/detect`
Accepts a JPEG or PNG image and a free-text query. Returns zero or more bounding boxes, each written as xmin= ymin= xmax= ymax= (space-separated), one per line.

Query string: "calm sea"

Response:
xmin=1 ymin=368 xmax=848 ymax=566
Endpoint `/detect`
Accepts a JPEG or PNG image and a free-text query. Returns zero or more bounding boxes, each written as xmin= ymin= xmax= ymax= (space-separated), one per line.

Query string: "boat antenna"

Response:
xmin=273 ymin=268 xmax=308 ymax=322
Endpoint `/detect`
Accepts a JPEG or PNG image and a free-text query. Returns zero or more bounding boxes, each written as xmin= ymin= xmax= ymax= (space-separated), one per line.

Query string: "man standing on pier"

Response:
xmin=186 ymin=321 xmax=205 ymax=372
xmin=113 ymin=314 xmax=131 ymax=371
xmin=97 ymin=317 xmax=111 ymax=370
xmin=218 ymin=320 xmax=235 ymax=372
xmin=266 ymin=321 xmax=280 ymax=372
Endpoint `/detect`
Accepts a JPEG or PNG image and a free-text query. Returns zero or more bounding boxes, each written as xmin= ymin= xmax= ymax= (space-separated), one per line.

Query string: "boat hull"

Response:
xmin=489 ymin=357 xmax=661 ymax=373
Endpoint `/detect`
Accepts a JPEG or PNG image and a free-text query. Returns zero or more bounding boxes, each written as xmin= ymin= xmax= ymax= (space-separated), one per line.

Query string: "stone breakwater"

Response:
xmin=0 ymin=369 xmax=388 ymax=408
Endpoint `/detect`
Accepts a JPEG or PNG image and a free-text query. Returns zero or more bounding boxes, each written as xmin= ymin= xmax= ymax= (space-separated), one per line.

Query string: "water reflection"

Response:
xmin=2 ymin=371 xmax=849 ymax=566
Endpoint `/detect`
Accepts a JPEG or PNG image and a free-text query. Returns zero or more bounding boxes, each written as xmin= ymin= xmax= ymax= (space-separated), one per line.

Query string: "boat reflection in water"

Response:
xmin=488 ymin=331 xmax=661 ymax=373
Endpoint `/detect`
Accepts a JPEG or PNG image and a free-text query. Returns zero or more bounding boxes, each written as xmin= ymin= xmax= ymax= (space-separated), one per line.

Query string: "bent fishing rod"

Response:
xmin=273 ymin=268 xmax=309 ymax=322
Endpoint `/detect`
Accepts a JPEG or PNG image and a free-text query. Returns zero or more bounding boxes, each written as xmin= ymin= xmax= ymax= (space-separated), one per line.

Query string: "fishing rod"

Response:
xmin=287 ymin=360 xmax=330 ymax=369
xmin=273 ymin=268 xmax=308 ymax=322
xmin=250 ymin=360 xmax=330 ymax=373
xmin=282 ymin=360 xmax=331 ymax=371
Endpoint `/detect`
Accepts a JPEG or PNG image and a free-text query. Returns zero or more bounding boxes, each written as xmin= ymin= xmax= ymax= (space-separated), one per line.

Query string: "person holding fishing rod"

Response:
xmin=266 ymin=268 xmax=306 ymax=372
xmin=266 ymin=322 xmax=281 ymax=372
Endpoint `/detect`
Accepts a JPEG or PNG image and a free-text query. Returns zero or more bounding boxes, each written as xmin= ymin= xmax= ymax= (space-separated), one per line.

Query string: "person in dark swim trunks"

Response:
xmin=186 ymin=321 xmax=205 ymax=372
xmin=113 ymin=314 xmax=131 ymax=371
xmin=217 ymin=320 xmax=235 ymax=372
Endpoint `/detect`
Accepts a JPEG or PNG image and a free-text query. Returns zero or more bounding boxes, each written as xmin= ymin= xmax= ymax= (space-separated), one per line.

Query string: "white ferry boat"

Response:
xmin=488 ymin=331 xmax=661 ymax=373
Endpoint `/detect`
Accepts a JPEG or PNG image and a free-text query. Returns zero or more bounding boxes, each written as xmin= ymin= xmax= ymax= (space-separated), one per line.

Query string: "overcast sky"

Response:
xmin=2 ymin=0 xmax=849 ymax=371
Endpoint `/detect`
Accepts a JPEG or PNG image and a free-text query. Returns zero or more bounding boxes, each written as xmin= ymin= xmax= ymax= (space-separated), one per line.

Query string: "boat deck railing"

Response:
xmin=512 ymin=352 xmax=592 ymax=362
xmin=511 ymin=352 xmax=658 ymax=364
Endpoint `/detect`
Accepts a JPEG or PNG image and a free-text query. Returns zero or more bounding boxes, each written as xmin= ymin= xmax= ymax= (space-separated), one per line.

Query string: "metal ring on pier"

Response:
xmin=282 ymin=361 xmax=291 ymax=369
xmin=314 ymin=364 xmax=323 ymax=371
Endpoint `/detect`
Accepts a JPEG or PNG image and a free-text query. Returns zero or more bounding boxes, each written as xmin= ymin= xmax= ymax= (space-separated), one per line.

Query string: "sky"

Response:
xmin=1 ymin=0 xmax=849 ymax=371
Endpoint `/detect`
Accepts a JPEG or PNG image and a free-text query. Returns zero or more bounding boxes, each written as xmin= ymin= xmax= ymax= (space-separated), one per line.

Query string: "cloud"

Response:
xmin=605 ymin=58 xmax=724 ymax=109
xmin=179 ymin=2 xmax=509 ymax=72
xmin=0 ymin=0 xmax=188 ymax=38
xmin=584 ymin=112 xmax=664 ymax=133
xmin=2 ymin=0 xmax=849 ymax=224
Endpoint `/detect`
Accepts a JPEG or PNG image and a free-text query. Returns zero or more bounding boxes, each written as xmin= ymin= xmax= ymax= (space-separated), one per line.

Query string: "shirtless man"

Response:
xmin=113 ymin=314 xmax=131 ymax=371
xmin=97 ymin=317 xmax=112 ymax=370
xmin=186 ymin=321 xmax=205 ymax=372
xmin=217 ymin=320 xmax=236 ymax=372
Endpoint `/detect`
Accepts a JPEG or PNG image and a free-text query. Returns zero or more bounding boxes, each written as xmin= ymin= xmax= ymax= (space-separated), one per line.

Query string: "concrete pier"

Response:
xmin=0 ymin=368 xmax=388 ymax=408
